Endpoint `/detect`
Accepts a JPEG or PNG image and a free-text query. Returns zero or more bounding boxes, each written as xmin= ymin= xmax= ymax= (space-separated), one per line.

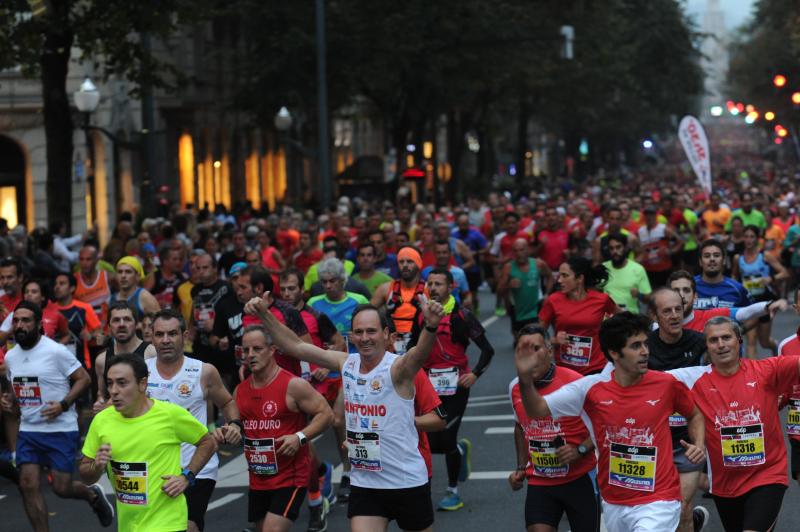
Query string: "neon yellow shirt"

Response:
xmin=82 ymin=399 xmax=209 ymax=532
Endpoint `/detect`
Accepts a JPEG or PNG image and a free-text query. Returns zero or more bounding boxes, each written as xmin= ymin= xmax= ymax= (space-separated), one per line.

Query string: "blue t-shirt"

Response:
xmin=308 ymin=292 xmax=369 ymax=352
xmin=451 ymin=228 xmax=487 ymax=272
xmin=421 ymin=265 xmax=470 ymax=304
xmin=693 ymin=275 xmax=753 ymax=309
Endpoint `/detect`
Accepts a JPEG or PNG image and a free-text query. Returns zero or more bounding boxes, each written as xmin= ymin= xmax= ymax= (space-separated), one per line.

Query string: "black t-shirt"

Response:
xmin=647 ymin=328 xmax=707 ymax=447
xmin=190 ymin=280 xmax=232 ymax=364
xmin=212 ymin=296 xmax=244 ymax=371
xmin=218 ymin=250 xmax=248 ymax=277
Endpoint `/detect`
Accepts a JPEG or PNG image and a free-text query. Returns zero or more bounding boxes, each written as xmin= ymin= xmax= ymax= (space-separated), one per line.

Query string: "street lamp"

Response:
xmin=73 ymin=76 xmax=102 ymax=228
xmin=274 ymin=106 xmax=293 ymax=132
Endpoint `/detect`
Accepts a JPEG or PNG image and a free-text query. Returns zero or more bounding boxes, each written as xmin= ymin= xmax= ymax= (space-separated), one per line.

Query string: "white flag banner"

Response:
xmin=678 ymin=115 xmax=712 ymax=195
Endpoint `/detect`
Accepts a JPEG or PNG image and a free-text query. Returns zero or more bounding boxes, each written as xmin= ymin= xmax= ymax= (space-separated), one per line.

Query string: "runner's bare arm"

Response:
xmin=681 ymin=406 xmax=706 ymax=464
xmin=393 ymin=295 xmax=445 ymax=385
xmin=184 ymin=433 xmax=218 ymax=477
xmin=275 ymin=377 xmax=334 ymax=457
xmin=514 ymin=350 xmax=552 ymax=419
xmin=79 ymin=443 xmax=112 ymax=484
xmin=508 ymin=424 xmax=527 ymax=490
xmin=143 ymin=344 xmax=157 ymax=359
xmin=202 ymin=363 xmax=242 ymax=445
xmin=140 ymin=290 xmax=161 ymax=316
xmin=244 ymin=292 xmax=347 ymax=372
xmin=415 ymin=410 xmax=446 ymax=432
xmin=370 ymin=281 xmax=390 ymax=308
xmin=536 ymin=259 xmax=554 ymax=294
xmin=764 ymin=253 xmax=790 ymax=282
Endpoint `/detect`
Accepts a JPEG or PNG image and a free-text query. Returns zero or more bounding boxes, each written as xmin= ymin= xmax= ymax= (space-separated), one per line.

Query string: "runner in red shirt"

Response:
xmin=539 ymin=258 xmax=619 ymax=374
xmin=235 ymin=325 xmax=333 ymax=532
xmin=670 ymin=316 xmax=800 ymax=532
xmin=534 ymin=207 xmax=570 ymax=271
xmin=507 ymin=325 xmax=599 ymax=531
xmin=667 ymin=270 xmax=785 ymax=332
xmin=0 ymin=258 xmax=23 ymax=322
xmin=514 ymin=312 xmax=705 ymax=532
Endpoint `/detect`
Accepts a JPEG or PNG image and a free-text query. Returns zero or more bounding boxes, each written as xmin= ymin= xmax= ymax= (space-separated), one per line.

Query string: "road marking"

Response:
xmin=484 ymin=426 xmax=514 ymax=435
xmin=462 ymin=414 xmax=515 ymax=422
xmin=469 ymin=471 xmax=512 ymax=480
xmin=466 ymin=399 xmax=510 ymax=408
xmin=469 ymin=394 xmax=509 ymax=402
xmin=207 ymin=493 xmax=243 ymax=511
xmin=481 ymin=316 xmax=499 ymax=328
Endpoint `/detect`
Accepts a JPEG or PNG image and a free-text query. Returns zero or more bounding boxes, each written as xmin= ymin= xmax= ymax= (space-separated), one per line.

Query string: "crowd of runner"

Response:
xmin=3 ymin=170 xmax=800 ymax=531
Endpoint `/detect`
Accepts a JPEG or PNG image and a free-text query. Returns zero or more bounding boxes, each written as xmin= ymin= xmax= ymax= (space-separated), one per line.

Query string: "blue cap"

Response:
xmin=142 ymin=242 xmax=157 ymax=254
xmin=230 ymin=262 xmax=247 ymax=276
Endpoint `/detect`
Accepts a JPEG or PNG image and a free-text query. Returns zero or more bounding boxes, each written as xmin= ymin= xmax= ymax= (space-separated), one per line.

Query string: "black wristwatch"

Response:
xmin=577 ymin=444 xmax=590 ymax=456
xmin=227 ymin=419 xmax=244 ymax=433
xmin=59 ymin=399 xmax=70 ymax=412
xmin=181 ymin=468 xmax=197 ymax=487
xmin=424 ymin=324 xmax=438 ymax=333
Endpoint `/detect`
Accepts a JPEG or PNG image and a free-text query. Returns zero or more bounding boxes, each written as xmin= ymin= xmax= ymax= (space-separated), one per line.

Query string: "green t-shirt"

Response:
xmin=304 ymin=260 xmax=355 ymax=291
xmin=509 ymin=258 xmax=541 ymax=321
xmin=353 ymin=270 xmax=392 ymax=296
xmin=82 ymin=399 xmax=209 ymax=532
xmin=725 ymin=209 xmax=766 ymax=232
xmin=603 ymin=259 xmax=652 ymax=314
xmin=682 ymin=208 xmax=699 ymax=251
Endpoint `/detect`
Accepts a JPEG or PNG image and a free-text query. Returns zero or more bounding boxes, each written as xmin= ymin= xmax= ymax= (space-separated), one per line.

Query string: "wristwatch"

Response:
xmin=296 ymin=431 xmax=308 ymax=446
xmin=577 ymin=444 xmax=590 ymax=456
xmin=181 ymin=468 xmax=197 ymax=487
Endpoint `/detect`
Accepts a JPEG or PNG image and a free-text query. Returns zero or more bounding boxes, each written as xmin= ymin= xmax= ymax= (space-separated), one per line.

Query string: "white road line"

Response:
xmin=466 ymin=399 xmax=510 ymax=408
xmin=462 ymin=414 xmax=515 ymax=422
xmin=481 ymin=315 xmax=499 ymax=328
xmin=207 ymin=493 xmax=244 ymax=511
xmin=484 ymin=426 xmax=514 ymax=435
xmin=469 ymin=471 xmax=513 ymax=480
xmin=469 ymin=394 xmax=509 ymax=402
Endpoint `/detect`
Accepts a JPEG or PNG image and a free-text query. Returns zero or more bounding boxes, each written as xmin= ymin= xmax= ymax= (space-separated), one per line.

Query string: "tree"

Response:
xmin=0 ymin=0 xmax=212 ymax=229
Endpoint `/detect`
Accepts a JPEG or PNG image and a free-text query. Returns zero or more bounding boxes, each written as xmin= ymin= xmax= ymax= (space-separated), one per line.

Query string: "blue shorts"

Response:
xmin=17 ymin=431 xmax=79 ymax=473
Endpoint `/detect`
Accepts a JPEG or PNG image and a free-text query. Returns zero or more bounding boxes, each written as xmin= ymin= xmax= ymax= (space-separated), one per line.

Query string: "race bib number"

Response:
xmin=428 ymin=367 xmax=458 ymax=396
xmin=720 ymin=424 xmax=765 ymax=467
xmin=609 ymin=443 xmax=657 ymax=492
xmin=194 ymin=304 xmax=215 ymax=327
xmin=12 ymin=376 xmax=42 ymax=407
xmin=562 ymin=335 xmax=592 ymax=367
xmin=155 ymin=287 xmax=174 ymax=309
xmin=668 ymin=412 xmax=687 ymax=427
xmin=528 ymin=439 xmax=568 ymax=478
xmin=347 ymin=431 xmax=381 ymax=471
xmin=742 ymin=276 xmax=766 ymax=296
xmin=787 ymin=400 xmax=800 ymax=436
xmin=111 ymin=460 xmax=148 ymax=505
xmin=244 ymin=437 xmax=279 ymax=475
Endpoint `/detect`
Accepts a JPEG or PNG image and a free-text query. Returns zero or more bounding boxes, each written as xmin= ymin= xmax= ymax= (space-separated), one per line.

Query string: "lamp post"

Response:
xmin=73 ymin=77 xmax=101 ymax=228
xmin=274 ymin=106 xmax=318 ymax=206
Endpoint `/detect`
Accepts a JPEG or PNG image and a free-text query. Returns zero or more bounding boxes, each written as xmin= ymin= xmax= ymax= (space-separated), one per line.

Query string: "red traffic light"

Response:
xmin=774 ymin=75 xmax=788 ymax=88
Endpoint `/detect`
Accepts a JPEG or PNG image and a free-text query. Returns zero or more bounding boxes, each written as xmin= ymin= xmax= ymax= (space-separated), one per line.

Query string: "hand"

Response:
xmin=515 ymin=341 xmax=538 ymax=380
xmin=419 ymin=294 xmax=445 ymax=329
xmin=311 ymin=368 xmax=330 ymax=381
xmin=680 ymin=439 xmax=705 ymax=464
xmin=275 ymin=434 xmax=301 ymax=457
xmin=92 ymin=398 xmax=108 ymax=415
xmin=161 ymin=474 xmax=189 ymax=497
xmin=508 ymin=469 xmax=526 ymax=491
xmin=769 ymin=299 xmax=788 ymax=318
xmin=94 ymin=443 xmax=112 ymax=471
xmin=218 ymin=337 xmax=230 ymax=351
xmin=762 ymin=276 xmax=773 ymax=287
xmin=554 ymin=331 xmax=568 ymax=346
xmin=555 ymin=444 xmax=582 ymax=465
xmin=458 ymin=372 xmax=478 ymax=389
xmin=509 ymin=278 xmax=521 ymax=289
xmin=213 ymin=423 xmax=242 ymax=446
xmin=0 ymin=392 xmax=15 ymax=413
xmin=41 ymin=401 xmax=64 ymax=421
xmin=244 ymin=291 xmax=273 ymax=317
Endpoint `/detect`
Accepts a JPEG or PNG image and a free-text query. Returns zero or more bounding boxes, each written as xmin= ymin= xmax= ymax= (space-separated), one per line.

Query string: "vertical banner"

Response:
xmin=678 ymin=115 xmax=712 ymax=195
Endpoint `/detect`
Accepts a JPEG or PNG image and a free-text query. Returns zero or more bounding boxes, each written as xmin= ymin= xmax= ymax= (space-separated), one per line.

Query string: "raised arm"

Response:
xmin=244 ymin=291 xmax=347 ymax=372
xmin=392 ymin=295 xmax=445 ymax=386
xmin=514 ymin=345 xmax=553 ymax=419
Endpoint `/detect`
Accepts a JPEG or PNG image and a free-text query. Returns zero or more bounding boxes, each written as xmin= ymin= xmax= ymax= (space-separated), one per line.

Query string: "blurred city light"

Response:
xmin=792 ymin=92 xmax=800 ymax=105
xmin=765 ymin=111 xmax=776 ymax=121
xmin=642 ymin=139 xmax=654 ymax=149
xmin=774 ymin=74 xmax=788 ymax=88
xmin=710 ymin=106 xmax=723 ymax=116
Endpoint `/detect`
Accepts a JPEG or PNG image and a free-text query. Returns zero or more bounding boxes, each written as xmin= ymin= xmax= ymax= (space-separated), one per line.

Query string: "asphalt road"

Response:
xmin=3 ymin=289 xmax=800 ymax=531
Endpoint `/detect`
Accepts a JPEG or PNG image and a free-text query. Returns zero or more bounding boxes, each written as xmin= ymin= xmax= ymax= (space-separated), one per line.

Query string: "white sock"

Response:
xmin=341 ymin=471 xmax=350 ymax=479
xmin=447 ymin=486 xmax=458 ymax=495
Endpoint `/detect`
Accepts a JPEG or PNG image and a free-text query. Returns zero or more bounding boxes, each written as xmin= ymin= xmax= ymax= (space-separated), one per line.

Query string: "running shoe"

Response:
xmin=336 ymin=475 xmax=351 ymax=504
xmin=457 ymin=438 xmax=472 ymax=482
xmin=494 ymin=307 xmax=506 ymax=317
xmin=693 ymin=505 xmax=710 ymax=532
xmin=89 ymin=483 xmax=114 ymax=527
xmin=437 ymin=491 xmax=464 ymax=511
xmin=320 ymin=462 xmax=336 ymax=505
xmin=307 ymin=497 xmax=329 ymax=532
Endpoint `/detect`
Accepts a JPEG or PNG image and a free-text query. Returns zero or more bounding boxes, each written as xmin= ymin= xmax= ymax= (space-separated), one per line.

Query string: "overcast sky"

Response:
xmin=684 ymin=0 xmax=756 ymax=31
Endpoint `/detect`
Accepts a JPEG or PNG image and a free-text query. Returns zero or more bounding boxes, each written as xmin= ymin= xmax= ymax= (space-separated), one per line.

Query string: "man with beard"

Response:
xmin=592 ymin=205 xmax=640 ymax=265
xmin=602 ymin=232 xmax=652 ymax=314
xmin=371 ymin=246 xmax=428 ymax=355
xmin=693 ymin=240 xmax=753 ymax=310
xmin=645 ymin=289 xmax=710 ymax=532
xmin=668 ymin=270 xmax=786 ymax=332
xmin=1 ymin=302 xmax=114 ymax=531
xmin=408 ymin=268 xmax=495 ymax=511
xmin=92 ymin=301 xmax=157 ymax=409
xmin=146 ymin=310 xmax=242 ymax=532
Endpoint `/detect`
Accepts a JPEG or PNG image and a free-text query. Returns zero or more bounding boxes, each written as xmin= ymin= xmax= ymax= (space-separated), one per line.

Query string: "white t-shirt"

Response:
xmin=0 ymin=311 xmax=12 ymax=333
xmin=5 ymin=335 xmax=82 ymax=432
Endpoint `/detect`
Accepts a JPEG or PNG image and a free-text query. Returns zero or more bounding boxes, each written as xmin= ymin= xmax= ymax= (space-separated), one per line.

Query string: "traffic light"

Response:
xmin=774 ymin=75 xmax=788 ymax=88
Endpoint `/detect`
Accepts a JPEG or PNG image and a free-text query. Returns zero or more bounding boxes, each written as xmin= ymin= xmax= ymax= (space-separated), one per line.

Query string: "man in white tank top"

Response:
xmin=245 ymin=290 xmax=445 ymax=532
xmin=146 ymin=310 xmax=243 ymax=532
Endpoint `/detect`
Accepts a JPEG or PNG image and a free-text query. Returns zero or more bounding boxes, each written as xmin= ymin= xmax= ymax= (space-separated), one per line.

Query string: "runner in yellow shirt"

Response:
xmin=79 ymin=354 xmax=217 ymax=532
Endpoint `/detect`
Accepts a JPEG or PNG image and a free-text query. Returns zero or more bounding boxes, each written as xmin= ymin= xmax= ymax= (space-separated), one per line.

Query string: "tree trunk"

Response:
xmin=41 ymin=11 xmax=74 ymax=231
